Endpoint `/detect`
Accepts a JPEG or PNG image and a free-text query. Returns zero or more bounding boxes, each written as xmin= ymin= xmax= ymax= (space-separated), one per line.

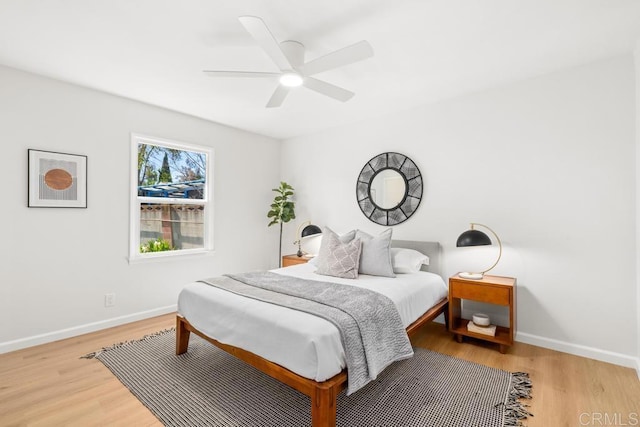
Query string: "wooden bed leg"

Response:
xmin=443 ymin=302 xmax=450 ymax=330
xmin=311 ymin=385 xmax=337 ymax=427
xmin=176 ymin=316 xmax=191 ymax=355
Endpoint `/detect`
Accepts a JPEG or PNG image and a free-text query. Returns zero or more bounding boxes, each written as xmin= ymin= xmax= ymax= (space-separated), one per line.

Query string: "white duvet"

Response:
xmin=177 ymin=263 xmax=447 ymax=382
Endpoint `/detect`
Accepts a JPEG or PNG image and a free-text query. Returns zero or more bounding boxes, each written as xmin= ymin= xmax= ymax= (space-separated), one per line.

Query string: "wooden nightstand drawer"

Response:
xmin=282 ymin=254 xmax=311 ymax=267
xmin=449 ymin=280 xmax=510 ymax=306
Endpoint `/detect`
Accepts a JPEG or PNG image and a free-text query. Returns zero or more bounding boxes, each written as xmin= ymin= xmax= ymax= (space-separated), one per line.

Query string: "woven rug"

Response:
xmin=85 ymin=329 xmax=532 ymax=427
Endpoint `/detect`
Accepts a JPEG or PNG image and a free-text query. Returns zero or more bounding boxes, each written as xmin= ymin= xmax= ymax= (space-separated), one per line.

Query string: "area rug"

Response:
xmin=84 ymin=329 xmax=532 ymax=427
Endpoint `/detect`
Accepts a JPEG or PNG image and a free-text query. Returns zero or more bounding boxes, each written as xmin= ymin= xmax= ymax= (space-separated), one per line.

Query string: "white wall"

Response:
xmin=281 ymin=55 xmax=638 ymax=367
xmin=635 ymin=42 xmax=640 ymax=377
xmin=0 ymin=65 xmax=281 ymax=352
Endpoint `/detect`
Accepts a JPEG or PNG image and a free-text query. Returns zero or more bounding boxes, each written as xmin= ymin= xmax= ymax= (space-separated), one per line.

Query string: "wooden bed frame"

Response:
xmin=176 ymin=297 xmax=448 ymax=427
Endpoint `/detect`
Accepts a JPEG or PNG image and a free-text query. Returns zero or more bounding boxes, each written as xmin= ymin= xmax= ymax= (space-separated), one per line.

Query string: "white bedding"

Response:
xmin=177 ymin=263 xmax=447 ymax=382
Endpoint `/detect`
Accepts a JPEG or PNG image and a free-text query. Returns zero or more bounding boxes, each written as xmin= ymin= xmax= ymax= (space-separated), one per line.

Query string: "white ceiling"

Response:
xmin=1 ymin=0 xmax=640 ymax=140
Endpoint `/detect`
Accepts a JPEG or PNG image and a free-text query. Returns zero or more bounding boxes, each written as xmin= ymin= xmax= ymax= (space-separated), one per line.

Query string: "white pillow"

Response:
xmin=355 ymin=229 xmax=395 ymax=278
xmin=391 ymin=248 xmax=429 ymax=273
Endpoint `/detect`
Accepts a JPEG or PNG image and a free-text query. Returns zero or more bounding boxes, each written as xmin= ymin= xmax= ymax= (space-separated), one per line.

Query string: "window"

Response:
xmin=129 ymin=134 xmax=213 ymax=261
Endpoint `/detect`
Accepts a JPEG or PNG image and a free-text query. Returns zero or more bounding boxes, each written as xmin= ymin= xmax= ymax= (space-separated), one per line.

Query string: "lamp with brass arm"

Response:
xmin=293 ymin=221 xmax=322 ymax=257
xmin=456 ymin=223 xmax=502 ymax=280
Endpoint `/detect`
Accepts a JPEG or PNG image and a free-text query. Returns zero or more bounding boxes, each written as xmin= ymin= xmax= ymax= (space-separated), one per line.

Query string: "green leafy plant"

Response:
xmin=140 ymin=238 xmax=173 ymax=253
xmin=267 ymin=182 xmax=295 ymax=267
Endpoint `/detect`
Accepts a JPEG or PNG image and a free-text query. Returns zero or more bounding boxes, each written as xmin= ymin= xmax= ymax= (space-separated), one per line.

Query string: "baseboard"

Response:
xmin=0 ymin=305 xmax=177 ymax=354
xmin=434 ymin=317 xmax=638 ymax=375
xmin=516 ymin=331 xmax=639 ymax=372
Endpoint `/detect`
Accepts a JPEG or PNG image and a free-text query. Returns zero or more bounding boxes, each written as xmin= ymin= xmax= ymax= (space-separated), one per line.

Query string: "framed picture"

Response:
xmin=28 ymin=149 xmax=87 ymax=208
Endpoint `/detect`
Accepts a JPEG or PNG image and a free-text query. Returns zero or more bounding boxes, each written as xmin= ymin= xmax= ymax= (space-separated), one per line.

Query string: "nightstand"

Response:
xmin=448 ymin=274 xmax=516 ymax=353
xmin=282 ymin=254 xmax=312 ymax=267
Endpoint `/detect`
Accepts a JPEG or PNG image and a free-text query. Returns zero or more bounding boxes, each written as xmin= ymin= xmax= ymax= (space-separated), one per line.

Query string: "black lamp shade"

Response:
xmin=456 ymin=229 xmax=491 ymax=247
xmin=301 ymin=224 xmax=322 ymax=238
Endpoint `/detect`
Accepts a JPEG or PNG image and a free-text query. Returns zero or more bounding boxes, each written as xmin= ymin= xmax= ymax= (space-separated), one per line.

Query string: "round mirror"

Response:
xmin=356 ymin=152 xmax=423 ymax=226
xmin=370 ymin=169 xmax=406 ymax=209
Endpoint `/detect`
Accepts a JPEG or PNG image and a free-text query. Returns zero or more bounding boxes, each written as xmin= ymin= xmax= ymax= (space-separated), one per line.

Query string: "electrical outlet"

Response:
xmin=104 ymin=293 xmax=116 ymax=307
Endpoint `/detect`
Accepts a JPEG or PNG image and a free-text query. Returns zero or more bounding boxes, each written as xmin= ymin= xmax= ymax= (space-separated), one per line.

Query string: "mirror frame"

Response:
xmin=356 ymin=152 xmax=423 ymax=226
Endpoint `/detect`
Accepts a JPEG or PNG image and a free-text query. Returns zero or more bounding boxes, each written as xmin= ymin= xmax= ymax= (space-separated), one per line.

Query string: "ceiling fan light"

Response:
xmin=279 ymin=72 xmax=304 ymax=87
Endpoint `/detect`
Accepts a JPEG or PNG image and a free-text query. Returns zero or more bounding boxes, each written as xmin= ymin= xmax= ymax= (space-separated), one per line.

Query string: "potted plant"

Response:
xmin=267 ymin=182 xmax=296 ymax=267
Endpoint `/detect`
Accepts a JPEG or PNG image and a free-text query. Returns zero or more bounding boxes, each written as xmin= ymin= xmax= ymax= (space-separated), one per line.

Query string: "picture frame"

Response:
xmin=28 ymin=149 xmax=87 ymax=208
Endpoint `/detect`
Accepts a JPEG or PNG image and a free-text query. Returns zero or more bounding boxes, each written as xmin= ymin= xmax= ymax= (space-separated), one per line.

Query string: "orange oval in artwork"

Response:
xmin=44 ymin=168 xmax=73 ymax=190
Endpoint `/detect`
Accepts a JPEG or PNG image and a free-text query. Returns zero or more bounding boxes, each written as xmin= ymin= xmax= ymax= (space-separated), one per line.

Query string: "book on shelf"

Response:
xmin=467 ymin=321 xmax=497 ymax=336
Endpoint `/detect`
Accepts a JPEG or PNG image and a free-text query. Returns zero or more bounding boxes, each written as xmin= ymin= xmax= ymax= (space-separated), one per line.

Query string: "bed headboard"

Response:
xmin=391 ymin=240 xmax=441 ymax=276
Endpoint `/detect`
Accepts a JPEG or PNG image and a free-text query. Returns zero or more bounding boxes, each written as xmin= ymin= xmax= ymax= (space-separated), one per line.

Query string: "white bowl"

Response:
xmin=472 ymin=313 xmax=490 ymax=326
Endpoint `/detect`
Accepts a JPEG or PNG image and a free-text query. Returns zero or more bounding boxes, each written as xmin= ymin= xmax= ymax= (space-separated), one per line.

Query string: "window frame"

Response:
xmin=129 ymin=133 xmax=214 ymax=262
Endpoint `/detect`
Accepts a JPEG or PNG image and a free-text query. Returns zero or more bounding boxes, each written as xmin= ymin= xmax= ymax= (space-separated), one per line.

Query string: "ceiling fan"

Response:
xmin=203 ymin=16 xmax=374 ymax=108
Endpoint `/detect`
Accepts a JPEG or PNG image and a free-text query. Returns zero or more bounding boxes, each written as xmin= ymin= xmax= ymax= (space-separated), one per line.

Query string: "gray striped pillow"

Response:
xmin=315 ymin=229 xmax=362 ymax=279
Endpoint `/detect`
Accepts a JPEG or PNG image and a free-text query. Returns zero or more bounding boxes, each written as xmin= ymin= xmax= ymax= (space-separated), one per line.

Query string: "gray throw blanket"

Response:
xmin=199 ymin=271 xmax=413 ymax=394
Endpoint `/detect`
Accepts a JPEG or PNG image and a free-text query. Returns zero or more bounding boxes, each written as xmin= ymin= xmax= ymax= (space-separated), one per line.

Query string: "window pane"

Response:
xmin=139 ymin=203 xmax=205 ymax=253
xmin=137 ymin=143 xmax=207 ymax=199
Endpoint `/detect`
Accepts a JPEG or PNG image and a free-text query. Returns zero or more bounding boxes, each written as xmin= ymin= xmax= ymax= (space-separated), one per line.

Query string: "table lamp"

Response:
xmin=456 ymin=223 xmax=502 ymax=280
xmin=294 ymin=221 xmax=322 ymax=257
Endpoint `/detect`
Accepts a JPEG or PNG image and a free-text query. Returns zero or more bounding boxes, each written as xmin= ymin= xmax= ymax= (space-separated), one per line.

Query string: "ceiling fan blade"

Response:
xmin=298 ymin=40 xmax=373 ymax=76
xmin=238 ymin=16 xmax=293 ymax=72
xmin=204 ymin=71 xmax=280 ymax=78
xmin=303 ymin=77 xmax=354 ymax=102
xmin=203 ymin=71 xmax=280 ymax=78
xmin=266 ymin=85 xmax=290 ymax=108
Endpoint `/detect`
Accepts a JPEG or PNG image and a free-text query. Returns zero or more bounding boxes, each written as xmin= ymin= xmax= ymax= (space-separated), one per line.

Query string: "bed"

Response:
xmin=176 ymin=240 xmax=448 ymax=427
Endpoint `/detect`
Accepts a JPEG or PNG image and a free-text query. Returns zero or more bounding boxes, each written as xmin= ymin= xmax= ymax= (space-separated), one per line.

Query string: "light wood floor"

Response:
xmin=1 ymin=313 xmax=638 ymax=427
